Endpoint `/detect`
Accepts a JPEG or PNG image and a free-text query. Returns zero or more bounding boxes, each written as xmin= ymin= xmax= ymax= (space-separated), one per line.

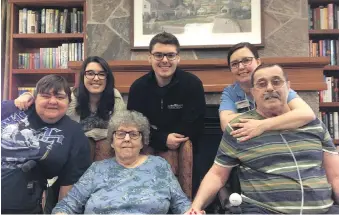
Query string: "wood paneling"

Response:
xmin=68 ymin=57 xmax=329 ymax=93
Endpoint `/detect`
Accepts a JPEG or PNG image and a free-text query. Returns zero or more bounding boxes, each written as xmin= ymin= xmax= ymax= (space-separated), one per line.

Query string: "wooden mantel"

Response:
xmin=68 ymin=57 xmax=329 ymax=93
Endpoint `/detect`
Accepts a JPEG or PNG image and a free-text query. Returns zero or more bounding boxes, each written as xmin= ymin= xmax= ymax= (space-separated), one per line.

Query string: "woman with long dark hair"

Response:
xmin=14 ymin=56 xmax=125 ymax=161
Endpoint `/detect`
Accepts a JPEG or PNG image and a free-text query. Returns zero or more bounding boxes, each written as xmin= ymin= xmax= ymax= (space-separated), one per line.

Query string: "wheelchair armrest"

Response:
xmin=218 ymin=185 xmax=232 ymax=210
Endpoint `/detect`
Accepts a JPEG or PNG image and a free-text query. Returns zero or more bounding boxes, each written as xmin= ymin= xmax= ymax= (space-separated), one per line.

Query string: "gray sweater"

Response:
xmin=52 ymin=155 xmax=191 ymax=214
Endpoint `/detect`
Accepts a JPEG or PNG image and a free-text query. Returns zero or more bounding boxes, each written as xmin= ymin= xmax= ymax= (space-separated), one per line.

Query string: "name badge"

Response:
xmin=235 ymin=100 xmax=251 ymax=113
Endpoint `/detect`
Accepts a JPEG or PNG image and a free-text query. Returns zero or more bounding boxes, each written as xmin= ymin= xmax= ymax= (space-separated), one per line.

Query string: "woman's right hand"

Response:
xmin=14 ymin=92 xmax=34 ymax=110
xmin=185 ymin=207 xmax=205 ymax=214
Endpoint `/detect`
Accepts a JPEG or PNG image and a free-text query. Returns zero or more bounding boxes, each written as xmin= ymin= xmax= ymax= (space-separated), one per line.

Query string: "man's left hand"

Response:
xmin=230 ymin=119 xmax=267 ymax=142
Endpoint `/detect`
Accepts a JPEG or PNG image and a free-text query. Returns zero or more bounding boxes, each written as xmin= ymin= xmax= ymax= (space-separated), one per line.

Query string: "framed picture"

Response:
xmin=131 ymin=0 xmax=263 ymax=49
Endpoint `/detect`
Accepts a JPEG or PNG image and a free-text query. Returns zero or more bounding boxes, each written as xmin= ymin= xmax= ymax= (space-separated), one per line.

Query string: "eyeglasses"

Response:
xmin=254 ymin=77 xmax=286 ymax=89
xmin=85 ymin=70 xmax=107 ymax=80
xmin=39 ymin=93 xmax=68 ymax=100
xmin=114 ymin=130 xmax=142 ymax=140
xmin=151 ymin=52 xmax=178 ymax=61
xmin=230 ymin=57 xmax=254 ymax=69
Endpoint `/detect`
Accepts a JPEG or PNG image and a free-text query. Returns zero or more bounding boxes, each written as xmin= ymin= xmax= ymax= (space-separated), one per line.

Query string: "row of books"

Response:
xmin=319 ymin=112 xmax=339 ymax=140
xmin=309 ymin=4 xmax=339 ymax=30
xmin=320 ymin=77 xmax=339 ymax=103
xmin=18 ymin=43 xmax=84 ymax=69
xmin=309 ymin=39 xmax=339 ymax=65
xmin=18 ymin=87 xmax=34 ymax=96
xmin=18 ymin=8 xmax=83 ymax=34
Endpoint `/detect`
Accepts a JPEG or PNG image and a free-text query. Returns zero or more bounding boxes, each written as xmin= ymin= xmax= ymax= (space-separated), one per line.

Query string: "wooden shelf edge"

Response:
xmin=8 ymin=0 xmax=85 ymax=6
xmin=324 ymin=65 xmax=339 ymax=71
xmin=9 ymin=0 xmax=85 ymax=2
xmin=309 ymin=29 xmax=339 ymax=35
xmin=319 ymin=102 xmax=339 ymax=108
xmin=309 ymin=0 xmax=339 ymax=5
xmin=12 ymin=69 xmax=75 ymax=74
xmin=13 ymin=33 xmax=84 ymax=39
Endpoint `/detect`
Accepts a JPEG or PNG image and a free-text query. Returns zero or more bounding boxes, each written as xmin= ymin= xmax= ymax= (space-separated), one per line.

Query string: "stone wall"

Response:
xmin=86 ymin=0 xmax=318 ymax=114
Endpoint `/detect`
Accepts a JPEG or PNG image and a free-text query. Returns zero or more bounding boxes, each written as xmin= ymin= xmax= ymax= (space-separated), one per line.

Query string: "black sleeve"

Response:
xmin=57 ymin=125 xmax=91 ymax=186
xmin=173 ymin=78 xmax=206 ymax=147
xmin=127 ymin=82 xmax=170 ymax=151
xmin=149 ymin=127 xmax=170 ymax=151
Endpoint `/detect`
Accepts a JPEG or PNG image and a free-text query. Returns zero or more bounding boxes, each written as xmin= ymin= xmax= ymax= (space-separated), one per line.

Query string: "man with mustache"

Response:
xmin=188 ymin=64 xmax=339 ymax=214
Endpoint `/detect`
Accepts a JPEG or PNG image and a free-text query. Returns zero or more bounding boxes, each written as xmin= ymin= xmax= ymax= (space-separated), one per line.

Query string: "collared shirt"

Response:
xmin=215 ymin=110 xmax=338 ymax=214
xmin=219 ymin=82 xmax=298 ymax=113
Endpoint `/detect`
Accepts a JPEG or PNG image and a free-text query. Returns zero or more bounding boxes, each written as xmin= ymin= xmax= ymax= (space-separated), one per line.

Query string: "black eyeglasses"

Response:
xmin=85 ymin=70 xmax=107 ymax=80
xmin=151 ymin=52 xmax=178 ymax=61
xmin=254 ymin=77 xmax=286 ymax=89
xmin=230 ymin=57 xmax=254 ymax=69
xmin=114 ymin=130 xmax=142 ymax=140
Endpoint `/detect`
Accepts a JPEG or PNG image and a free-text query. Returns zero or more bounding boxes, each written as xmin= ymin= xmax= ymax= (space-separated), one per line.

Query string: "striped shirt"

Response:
xmin=215 ymin=110 xmax=338 ymax=214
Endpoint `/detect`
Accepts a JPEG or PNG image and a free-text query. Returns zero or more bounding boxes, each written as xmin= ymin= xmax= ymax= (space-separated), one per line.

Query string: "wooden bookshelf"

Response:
xmin=308 ymin=0 xmax=339 ymax=141
xmin=8 ymin=0 xmax=87 ymax=99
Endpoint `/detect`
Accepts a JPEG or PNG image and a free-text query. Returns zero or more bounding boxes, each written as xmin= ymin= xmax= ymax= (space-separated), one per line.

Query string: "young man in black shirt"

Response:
xmin=127 ymin=32 xmax=206 ymax=197
xmin=127 ymin=32 xmax=205 ymax=153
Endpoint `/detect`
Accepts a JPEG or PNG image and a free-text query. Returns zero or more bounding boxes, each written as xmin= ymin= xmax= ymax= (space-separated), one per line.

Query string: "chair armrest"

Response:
xmin=178 ymin=140 xmax=193 ymax=200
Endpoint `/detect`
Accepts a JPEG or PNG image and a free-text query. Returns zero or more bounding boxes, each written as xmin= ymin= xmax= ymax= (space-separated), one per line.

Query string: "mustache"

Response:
xmin=263 ymin=92 xmax=280 ymax=100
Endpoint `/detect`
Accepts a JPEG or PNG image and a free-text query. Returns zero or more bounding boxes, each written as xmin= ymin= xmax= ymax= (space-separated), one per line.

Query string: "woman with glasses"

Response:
xmin=14 ymin=56 xmax=125 ymax=161
xmin=219 ymin=42 xmax=315 ymax=141
xmin=52 ymin=110 xmax=191 ymax=214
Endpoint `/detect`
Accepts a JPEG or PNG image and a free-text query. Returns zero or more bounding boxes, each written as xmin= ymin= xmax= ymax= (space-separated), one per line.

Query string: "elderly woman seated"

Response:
xmin=52 ymin=110 xmax=191 ymax=214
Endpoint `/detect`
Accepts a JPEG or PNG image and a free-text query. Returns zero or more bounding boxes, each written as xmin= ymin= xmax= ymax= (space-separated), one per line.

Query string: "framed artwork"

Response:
xmin=131 ymin=0 xmax=263 ymax=49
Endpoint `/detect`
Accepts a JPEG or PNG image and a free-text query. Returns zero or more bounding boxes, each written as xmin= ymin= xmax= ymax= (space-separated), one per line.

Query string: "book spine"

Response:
xmin=19 ymin=10 xmax=23 ymax=33
xmin=63 ymin=9 xmax=68 ymax=33
xmin=54 ymin=9 xmax=59 ymax=33
xmin=328 ymin=4 xmax=334 ymax=29
xmin=41 ymin=9 xmax=45 ymax=33
xmin=334 ymin=112 xmax=339 ymax=139
xmin=23 ymin=8 xmax=27 ymax=33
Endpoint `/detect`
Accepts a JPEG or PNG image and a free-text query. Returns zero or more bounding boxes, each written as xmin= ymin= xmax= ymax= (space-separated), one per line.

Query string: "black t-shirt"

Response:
xmin=1 ymin=100 xmax=91 ymax=212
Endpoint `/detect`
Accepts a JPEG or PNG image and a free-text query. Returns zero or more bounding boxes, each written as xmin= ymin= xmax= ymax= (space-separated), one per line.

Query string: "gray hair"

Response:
xmin=107 ymin=110 xmax=150 ymax=146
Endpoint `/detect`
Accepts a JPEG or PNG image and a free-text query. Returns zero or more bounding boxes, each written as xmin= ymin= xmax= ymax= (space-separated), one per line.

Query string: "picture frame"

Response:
xmin=131 ymin=0 xmax=263 ymax=49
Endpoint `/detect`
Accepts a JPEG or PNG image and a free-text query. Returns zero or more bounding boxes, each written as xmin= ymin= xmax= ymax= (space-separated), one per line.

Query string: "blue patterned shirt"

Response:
xmin=52 ymin=155 xmax=191 ymax=214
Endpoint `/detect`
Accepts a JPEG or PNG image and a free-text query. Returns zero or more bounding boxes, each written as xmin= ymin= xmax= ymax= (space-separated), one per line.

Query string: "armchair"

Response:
xmin=142 ymin=140 xmax=193 ymax=200
xmin=88 ymin=138 xmax=193 ymax=199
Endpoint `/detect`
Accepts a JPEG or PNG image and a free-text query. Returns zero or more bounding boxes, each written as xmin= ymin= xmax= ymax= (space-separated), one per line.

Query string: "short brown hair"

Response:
xmin=34 ymin=75 xmax=72 ymax=103
xmin=149 ymin=31 xmax=180 ymax=53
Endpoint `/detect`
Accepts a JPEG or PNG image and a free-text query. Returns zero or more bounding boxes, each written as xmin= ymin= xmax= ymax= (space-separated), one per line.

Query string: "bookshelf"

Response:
xmin=8 ymin=0 xmax=86 ymax=99
xmin=308 ymin=0 xmax=339 ymax=145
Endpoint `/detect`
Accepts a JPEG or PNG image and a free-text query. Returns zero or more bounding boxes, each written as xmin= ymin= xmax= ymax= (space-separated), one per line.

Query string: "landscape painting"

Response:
xmin=131 ymin=0 xmax=262 ymax=49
